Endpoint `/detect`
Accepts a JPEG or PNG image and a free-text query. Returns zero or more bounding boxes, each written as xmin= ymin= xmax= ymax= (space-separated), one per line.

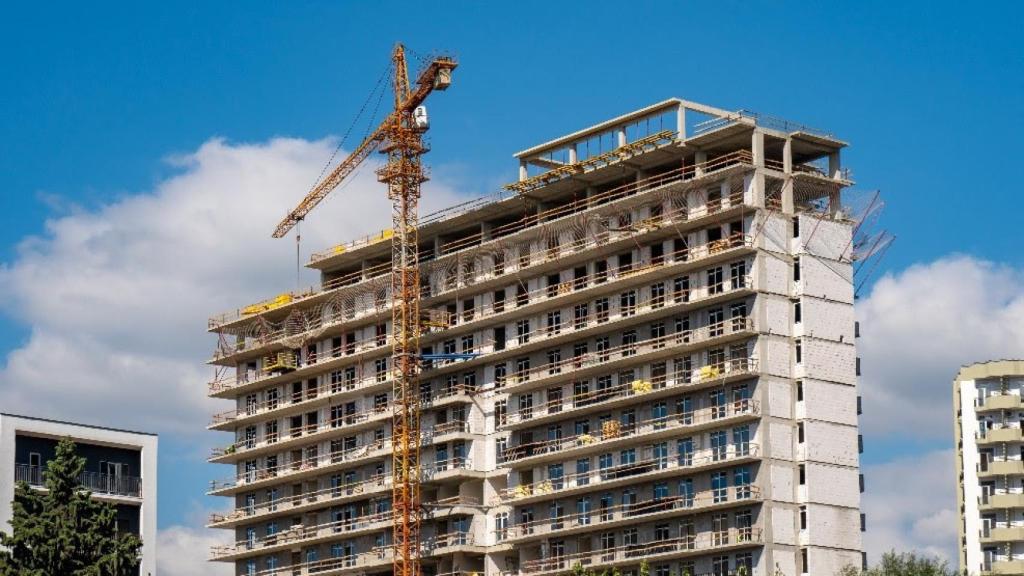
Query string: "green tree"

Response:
xmin=837 ymin=551 xmax=967 ymax=576
xmin=0 ymin=437 xmax=142 ymax=576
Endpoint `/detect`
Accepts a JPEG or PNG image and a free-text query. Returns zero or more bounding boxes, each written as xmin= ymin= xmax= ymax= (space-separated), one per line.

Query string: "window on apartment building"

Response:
xmin=547 ymin=310 xmax=562 ymax=335
xmin=798 ymin=422 xmax=805 ymax=443
xmin=620 ymin=290 xmax=637 ymax=317
xmin=494 ymin=363 xmax=507 ymax=389
xmin=860 ymin=473 xmax=865 ymax=493
xmin=794 ymin=300 xmax=802 ymax=323
xmin=574 ymin=303 xmax=588 ymax=329
xmin=595 ymin=298 xmax=609 ymax=322
xmin=621 ymin=330 xmax=637 ymax=356
xmin=493 ymin=253 xmax=505 ymax=275
xmin=707 ymin=266 xmax=724 ymax=294
xmin=463 ymin=298 xmax=475 ymax=322
xmin=547 ymin=349 xmax=561 ymax=375
xmin=800 ymin=548 xmax=809 ymax=575
xmin=516 ymin=284 xmax=529 ymax=307
xmin=375 ymin=358 xmax=388 ymax=382
xmin=516 ymin=319 xmax=530 ymax=344
xmin=797 ymin=380 xmax=804 ymax=402
xmin=674 ymin=275 xmax=690 ymax=303
xmin=494 ymin=326 xmax=506 ymax=351
xmin=793 ymin=216 xmax=800 ymax=238
xmin=595 ymin=260 xmax=608 ymax=284
xmin=493 ymin=289 xmax=505 ymax=313
xmin=861 ymin=512 xmax=867 ymax=531
xmin=574 ymin=266 xmax=588 ymax=290
xmin=461 ymin=334 xmax=475 ymax=353
xmin=547 ymin=274 xmax=560 ymax=297
xmin=799 ymin=464 xmax=806 ymax=485
xmin=795 ymin=339 xmax=803 ymax=364
xmin=794 ymin=257 xmax=801 ymax=282
xmin=650 ymin=242 xmax=665 ymax=265
xmin=800 ymin=505 xmax=807 ymax=530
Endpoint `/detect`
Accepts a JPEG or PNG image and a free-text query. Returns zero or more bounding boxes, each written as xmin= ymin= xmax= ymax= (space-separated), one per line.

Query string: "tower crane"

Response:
xmin=272 ymin=43 xmax=456 ymax=576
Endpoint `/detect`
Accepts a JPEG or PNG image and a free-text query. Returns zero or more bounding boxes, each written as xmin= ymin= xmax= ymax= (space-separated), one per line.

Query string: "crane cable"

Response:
xmin=293 ymin=60 xmax=393 ymax=287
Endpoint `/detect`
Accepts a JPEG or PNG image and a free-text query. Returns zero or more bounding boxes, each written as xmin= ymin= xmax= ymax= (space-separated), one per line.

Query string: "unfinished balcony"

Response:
xmin=504 ymin=485 xmax=761 ymax=543
xmin=978 ymin=392 xmax=1024 ymax=413
xmin=518 ymin=527 xmax=762 ymax=576
xmin=500 ymin=443 xmax=760 ymax=506
xmin=502 ymin=400 xmax=759 ymax=468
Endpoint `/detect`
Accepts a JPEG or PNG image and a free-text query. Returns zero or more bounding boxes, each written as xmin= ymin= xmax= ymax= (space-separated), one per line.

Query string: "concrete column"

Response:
xmin=782 ymin=179 xmax=795 ymax=214
xmin=617 ymin=126 xmax=627 ymax=148
xmin=433 ymin=236 xmax=443 ymax=257
xmin=677 ymin=104 xmax=687 ymax=140
xmin=783 ymin=138 xmax=793 ymax=174
xmin=361 ymin=260 xmax=372 ymax=280
xmin=568 ymin=144 xmax=578 ymax=164
xmin=829 ymin=190 xmax=842 ymax=215
xmin=828 ymin=151 xmax=841 ymax=179
xmin=694 ymin=150 xmax=707 ymax=177
xmin=752 ymin=130 xmax=765 ymax=168
xmin=480 ymin=222 xmax=493 ymax=241
xmin=635 ymin=169 xmax=647 ymax=183
xmin=518 ymin=160 xmax=528 ymax=182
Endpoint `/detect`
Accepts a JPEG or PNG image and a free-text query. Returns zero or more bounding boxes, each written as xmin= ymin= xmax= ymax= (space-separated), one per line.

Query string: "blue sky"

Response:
xmin=1 ymin=1 xmax=1022 ymax=567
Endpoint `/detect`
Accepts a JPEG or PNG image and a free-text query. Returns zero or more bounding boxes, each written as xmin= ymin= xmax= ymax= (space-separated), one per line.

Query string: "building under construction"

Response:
xmin=206 ymin=97 xmax=866 ymax=576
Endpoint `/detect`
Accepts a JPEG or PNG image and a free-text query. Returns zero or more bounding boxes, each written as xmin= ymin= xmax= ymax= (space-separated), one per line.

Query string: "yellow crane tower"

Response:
xmin=272 ymin=43 xmax=457 ymax=576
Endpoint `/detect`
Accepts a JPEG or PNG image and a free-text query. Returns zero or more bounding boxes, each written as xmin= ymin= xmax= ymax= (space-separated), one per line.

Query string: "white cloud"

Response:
xmin=857 ymin=255 xmax=1024 ymax=442
xmin=861 ymin=449 xmax=957 ymax=564
xmin=157 ymin=524 xmax=231 ymax=576
xmin=0 ymin=136 xmax=468 ymax=437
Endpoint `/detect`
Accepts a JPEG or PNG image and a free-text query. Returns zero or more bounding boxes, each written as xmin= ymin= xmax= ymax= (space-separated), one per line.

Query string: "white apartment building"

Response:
xmin=955 ymin=360 xmax=1024 ymax=575
xmin=0 ymin=413 xmax=158 ymax=575
xmin=206 ymin=98 xmax=864 ymax=576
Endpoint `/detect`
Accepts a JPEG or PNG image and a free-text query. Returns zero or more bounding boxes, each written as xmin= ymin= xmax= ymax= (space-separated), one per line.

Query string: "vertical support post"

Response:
xmin=617 ymin=126 xmax=627 ymax=148
xmin=694 ymin=151 xmax=707 ymax=177
xmin=782 ymin=137 xmax=795 ymax=213
xmin=519 ymin=159 xmax=528 ymax=182
xmin=751 ymin=130 xmax=766 ymax=208
xmin=828 ymin=150 xmax=841 ymax=179
xmin=783 ymin=138 xmax=793 ymax=174
xmin=677 ymin=103 xmax=687 ymax=140
xmin=568 ymin=143 xmax=578 ymax=164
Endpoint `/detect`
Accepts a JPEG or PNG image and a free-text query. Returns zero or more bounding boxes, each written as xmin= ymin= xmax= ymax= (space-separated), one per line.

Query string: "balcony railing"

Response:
xmin=207 ymin=233 xmax=753 ymax=399
xmin=521 ymin=527 xmax=761 ymax=575
xmin=505 ymin=485 xmax=761 ymax=540
xmin=210 ymin=149 xmax=754 ymax=332
xmin=504 ymin=399 xmax=758 ymax=464
xmin=500 ymin=443 xmax=760 ymax=502
xmin=228 ymin=532 xmax=478 ymax=569
xmin=15 ymin=464 xmax=142 ymax=498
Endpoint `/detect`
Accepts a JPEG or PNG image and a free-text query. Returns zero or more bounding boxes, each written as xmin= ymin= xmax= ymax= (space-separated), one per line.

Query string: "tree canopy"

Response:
xmin=0 ymin=437 xmax=142 ymax=576
xmin=838 ymin=551 xmax=966 ymax=576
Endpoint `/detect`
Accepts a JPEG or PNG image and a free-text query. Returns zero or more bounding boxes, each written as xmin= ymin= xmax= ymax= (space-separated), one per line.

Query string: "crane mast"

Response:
xmin=272 ymin=44 xmax=456 ymax=576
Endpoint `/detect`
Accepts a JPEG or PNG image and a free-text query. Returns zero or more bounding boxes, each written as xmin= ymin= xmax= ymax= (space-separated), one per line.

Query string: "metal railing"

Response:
xmin=15 ymin=464 xmax=141 ymax=498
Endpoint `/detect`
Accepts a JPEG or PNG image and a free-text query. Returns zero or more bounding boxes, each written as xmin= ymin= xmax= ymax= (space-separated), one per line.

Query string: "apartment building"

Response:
xmin=0 ymin=413 xmax=158 ymax=575
xmin=955 ymin=360 xmax=1024 ymax=575
xmin=206 ymin=98 xmax=864 ymax=576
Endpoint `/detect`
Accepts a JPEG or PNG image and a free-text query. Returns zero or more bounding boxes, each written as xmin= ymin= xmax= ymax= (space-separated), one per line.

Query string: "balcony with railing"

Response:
xmin=210 ymin=497 xmax=481 ymax=560
xmin=504 ymin=485 xmax=761 ymax=542
xmin=502 ymin=399 xmax=758 ymax=467
xmin=216 ymin=530 xmax=480 ymax=567
xmin=209 ymin=452 xmax=474 ymax=497
xmin=500 ymin=443 xmax=760 ymax=505
xmin=519 ymin=527 xmax=762 ymax=575
xmin=14 ymin=464 xmax=142 ymax=499
xmin=208 ymin=221 xmax=754 ymax=385
xmin=209 ymin=150 xmax=754 ymax=336
xmin=208 ymin=240 xmax=754 ymax=405
xmin=207 ymin=426 xmax=472 ymax=495
xmin=211 ymin=411 xmax=470 ymax=463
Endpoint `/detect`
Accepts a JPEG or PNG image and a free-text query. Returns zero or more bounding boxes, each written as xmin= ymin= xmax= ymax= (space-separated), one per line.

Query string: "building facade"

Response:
xmin=955 ymin=360 xmax=1024 ymax=574
xmin=207 ymin=98 xmax=864 ymax=576
xmin=0 ymin=413 xmax=158 ymax=575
